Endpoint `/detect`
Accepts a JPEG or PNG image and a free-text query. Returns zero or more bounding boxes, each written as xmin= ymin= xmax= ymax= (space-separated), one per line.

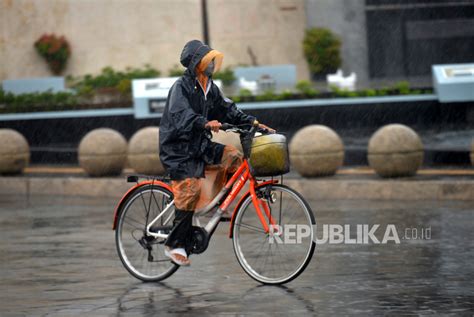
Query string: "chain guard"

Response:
xmin=188 ymin=226 xmax=209 ymax=255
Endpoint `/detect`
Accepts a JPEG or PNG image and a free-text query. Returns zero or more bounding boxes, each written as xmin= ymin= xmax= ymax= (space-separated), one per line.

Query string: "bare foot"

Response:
xmin=173 ymin=254 xmax=190 ymax=265
xmin=165 ymin=247 xmax=191 ymax=266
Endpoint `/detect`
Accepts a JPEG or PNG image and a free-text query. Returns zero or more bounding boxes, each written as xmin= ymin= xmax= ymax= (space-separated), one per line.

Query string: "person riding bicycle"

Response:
xmin=159 ymin=40 xmax=274 ymax=266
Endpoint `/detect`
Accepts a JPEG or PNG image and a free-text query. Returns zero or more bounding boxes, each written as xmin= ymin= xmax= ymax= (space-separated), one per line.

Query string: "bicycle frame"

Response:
xmin=137 ymin=158 xmax=279 ymax=240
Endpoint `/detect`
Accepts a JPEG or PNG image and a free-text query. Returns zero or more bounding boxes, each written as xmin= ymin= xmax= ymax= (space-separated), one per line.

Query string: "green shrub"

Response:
xmin=360 ymin=89 xmax=377 ymax=97
xmin=239 ymin=88 xmax=253 ymax=97
xmin=377 ymin=87 xmax=389 ymax=96
xmin=295 ymin=80 xmax=318 ymax=97
xmin=230 ymin=88 xmax=254 ymax=103
xmin=77 ymin=85 xmax=95 ymax=97
xmin=273 ymin=89 xmax=292 ymax=101
xmin=213 ymin=66 xmax=236 ymax=86
xmin=3 ymin=91 xmax=15 ymax=104
xmin=0 ymin=88 xmax=15 ymax=105
xmin=303 ymin=28 xmax=342 ymax=75
xmin=295 ymin=80 xmax=312 ymax=92
xmin=116 ymin=79 xmax=132 ymax=95
xmin=329 ymin=85 xmax=358 ymax=98
xmin=168 ymin=64 xmax=185 ymax=77
xmin=329 ymin=85 xmax=343 ymax=97
xmin=394 ymin=81 xmax=410 ymax=95
xmin=0 ymin=90 xmax=78 ymax=113
xmin=255 ymin=90 xmax=277 ymax=102
xmin=347 ymin=91 xmax=358 ymax=98
xmin=70 ymin=65 xmax=160 ymax=94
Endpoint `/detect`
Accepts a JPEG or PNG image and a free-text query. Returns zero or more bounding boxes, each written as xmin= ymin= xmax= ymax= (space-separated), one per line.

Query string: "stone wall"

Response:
xmin=0 ymin=0 xmax=309 ymax=81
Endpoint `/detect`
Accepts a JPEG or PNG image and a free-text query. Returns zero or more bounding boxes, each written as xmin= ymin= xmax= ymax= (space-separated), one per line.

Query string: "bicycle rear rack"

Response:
xmin=126 ymin=174 xmax=171 ymax=184
xmin=126 ymin=173 xmax=284 ymax=185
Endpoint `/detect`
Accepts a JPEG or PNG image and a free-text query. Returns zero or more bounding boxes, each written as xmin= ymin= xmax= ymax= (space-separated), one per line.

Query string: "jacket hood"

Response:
xmin=180 ymin=40 xmax=212 ymax=76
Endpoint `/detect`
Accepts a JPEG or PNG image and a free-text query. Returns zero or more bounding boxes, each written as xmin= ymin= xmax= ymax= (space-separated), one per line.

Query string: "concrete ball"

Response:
xmin=78 ymin=128 xmax=127 ymax=176
xmin=128 ymin=127 xmax=165 ymax=175
xmin=212 ymin=131 xmax=243 ymax=153
xmin=368 ymin=124 xmax=423 ymax=178
xmin=289 ymin=125 xmax=344 ymax=177
xmin=0 ymin=129 xmax=30 ymax=174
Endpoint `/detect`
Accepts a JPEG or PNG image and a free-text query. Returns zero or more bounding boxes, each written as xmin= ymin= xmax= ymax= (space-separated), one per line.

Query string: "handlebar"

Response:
xmin=219 ymin=123 xmax=235 ymax=131
xmin=219 ymin=121 xmax=272 ymax=135
xmin=215 ymin=120 xmax=275 ymax=159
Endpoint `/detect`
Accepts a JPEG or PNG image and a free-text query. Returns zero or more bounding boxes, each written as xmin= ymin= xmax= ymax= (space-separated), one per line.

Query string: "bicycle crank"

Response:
xmin=188 ymin=226 xmax=209 ymax=255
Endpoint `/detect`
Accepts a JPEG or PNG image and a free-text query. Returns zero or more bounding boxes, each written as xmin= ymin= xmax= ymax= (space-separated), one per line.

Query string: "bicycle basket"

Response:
xmin=249 ymin=133 xmax=290 ymax=177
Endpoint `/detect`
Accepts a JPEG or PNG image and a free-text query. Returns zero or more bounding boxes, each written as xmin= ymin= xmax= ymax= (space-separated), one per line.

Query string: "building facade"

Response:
xmin=1 ymin=0 xmax=473 ymax=86
xmin=0 ymin=0 xmax=309 ymax=82
xmin=307 ymin=0 xmax=474 ymax=85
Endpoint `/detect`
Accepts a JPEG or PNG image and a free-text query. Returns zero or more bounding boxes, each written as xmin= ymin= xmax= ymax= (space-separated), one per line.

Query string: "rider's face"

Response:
xmin=204 ymin=60 xmax=215 ymax=77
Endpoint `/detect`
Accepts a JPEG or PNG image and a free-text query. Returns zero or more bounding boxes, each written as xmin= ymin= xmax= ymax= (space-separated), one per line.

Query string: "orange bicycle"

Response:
xmin=113 ymin=122 xmax=315 ymax=284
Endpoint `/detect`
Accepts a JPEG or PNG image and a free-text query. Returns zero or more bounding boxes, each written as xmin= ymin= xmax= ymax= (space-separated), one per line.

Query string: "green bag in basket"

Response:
xmin=249 ymin=133 xmax=290 ymax=177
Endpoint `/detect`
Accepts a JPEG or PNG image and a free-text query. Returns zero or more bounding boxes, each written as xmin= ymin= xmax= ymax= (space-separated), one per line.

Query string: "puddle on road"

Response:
xmin=0 ymin=196 xmax=473 ymax=315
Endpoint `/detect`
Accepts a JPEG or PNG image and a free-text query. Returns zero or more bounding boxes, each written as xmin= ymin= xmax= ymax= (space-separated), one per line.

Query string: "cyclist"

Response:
xmin=159 ymin=39 xmax=274 ymax=266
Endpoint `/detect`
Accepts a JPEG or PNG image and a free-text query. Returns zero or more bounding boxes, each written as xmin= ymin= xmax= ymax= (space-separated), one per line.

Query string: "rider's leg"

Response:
xmin=165 ymin=178 xmax=201 ymax=265
xmin=165 ymin=208 xmax=193 ymax=249
xmin=215 ymin=145 xmax=243 ymax=186
xmin=216 ymin=145 xmax=243 ymax=219
xmin=221 ymin=145 xmax=243 ymax=174
xmin=165 ymin=146 xmax=242 ymax=260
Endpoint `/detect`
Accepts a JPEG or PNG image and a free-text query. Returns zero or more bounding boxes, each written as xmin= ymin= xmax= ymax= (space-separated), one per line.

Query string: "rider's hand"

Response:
xmin=258 ymin=123 xmax=276 ymax=134
xmin=205 ymin=120 xmax=222 ymax=133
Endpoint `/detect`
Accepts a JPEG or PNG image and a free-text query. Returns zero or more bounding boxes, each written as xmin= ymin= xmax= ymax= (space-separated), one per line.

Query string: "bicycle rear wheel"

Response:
xmin=232 ymin=184 xmax=315 ymax=284
xmin=115 ymin=184 xmax=178 ymax=282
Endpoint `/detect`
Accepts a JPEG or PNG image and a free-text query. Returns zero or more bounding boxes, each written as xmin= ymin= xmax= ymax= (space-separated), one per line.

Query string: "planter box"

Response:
xmin=2 ymin=77 xmax=67 ymax=94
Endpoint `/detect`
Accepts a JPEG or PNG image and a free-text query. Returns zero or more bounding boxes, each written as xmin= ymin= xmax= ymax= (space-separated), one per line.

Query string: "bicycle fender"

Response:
xmin=112 ymin=180 xmax=172 ymax=230
xmin=228 ymin=180 xmax=278 ymax=238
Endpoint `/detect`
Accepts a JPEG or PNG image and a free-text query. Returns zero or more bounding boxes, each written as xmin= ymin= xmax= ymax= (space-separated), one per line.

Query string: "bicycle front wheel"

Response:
xmin=115 ymin=184 xmax=178 ymax=282
xmin=233 ymin=184 xmax=315 ymax=284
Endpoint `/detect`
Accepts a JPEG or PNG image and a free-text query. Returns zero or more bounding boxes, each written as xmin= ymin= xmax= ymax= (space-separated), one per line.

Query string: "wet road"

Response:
xmin=1 ymin=195 xmax=473 ymax=316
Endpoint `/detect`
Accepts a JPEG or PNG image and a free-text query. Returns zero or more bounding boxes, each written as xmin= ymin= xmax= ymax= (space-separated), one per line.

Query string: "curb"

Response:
xmin=1 ymin=176 xmax=473 ymax=201
xmin=284 ymin=179 xmax=474 ymax=201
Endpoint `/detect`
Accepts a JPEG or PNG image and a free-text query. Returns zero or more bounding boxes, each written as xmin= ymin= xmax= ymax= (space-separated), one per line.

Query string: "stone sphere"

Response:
xmin=0 ymin=129 xmax=30 ymax=174
xmin=368 ymin=124 xmax=423 ymax=178
xmin=212 ymin=130 xmax=243 ymax=153
xmin=78 ymin=128 xmax=127 ymax=176
xmin=290 ymin=125 xmax=344 ymax=177
xmin=128 ymin=127 xmax=165 ymax=175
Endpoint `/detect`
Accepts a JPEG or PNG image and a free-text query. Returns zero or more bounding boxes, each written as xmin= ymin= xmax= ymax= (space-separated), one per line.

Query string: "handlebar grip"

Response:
xmin=220 ymin=123 xmax=234 ymax=131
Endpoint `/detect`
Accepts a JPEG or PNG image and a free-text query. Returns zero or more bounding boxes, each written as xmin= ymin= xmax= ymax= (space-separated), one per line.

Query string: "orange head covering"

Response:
xmin=196 ymin=49 xmax=223 ymax=92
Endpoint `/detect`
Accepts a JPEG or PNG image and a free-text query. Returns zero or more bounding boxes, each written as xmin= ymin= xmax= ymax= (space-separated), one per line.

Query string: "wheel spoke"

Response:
xmin=116 ymin=186 xmax=178 ymax=282
xmin=236 ymin=222 xmax=267 ymax=234
xmin=233 ymin=185 xmax=315 ymax=284
xmin=123 ymin=216 xmax=145 ymax=228
xmin=252 ymin=234 xmax=271 ymax=271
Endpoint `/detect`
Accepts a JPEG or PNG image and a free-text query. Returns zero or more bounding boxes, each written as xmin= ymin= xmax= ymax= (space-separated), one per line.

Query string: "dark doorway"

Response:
xmin=366 ymin=0 xmax=474 ymax=78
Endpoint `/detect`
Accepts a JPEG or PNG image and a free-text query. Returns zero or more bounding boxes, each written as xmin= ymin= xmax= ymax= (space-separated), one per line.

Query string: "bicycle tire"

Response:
xmin=232 ymin=184 xmax=316 ymax=285
xmin=115 ymin=184 xmax=179 ymax=282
